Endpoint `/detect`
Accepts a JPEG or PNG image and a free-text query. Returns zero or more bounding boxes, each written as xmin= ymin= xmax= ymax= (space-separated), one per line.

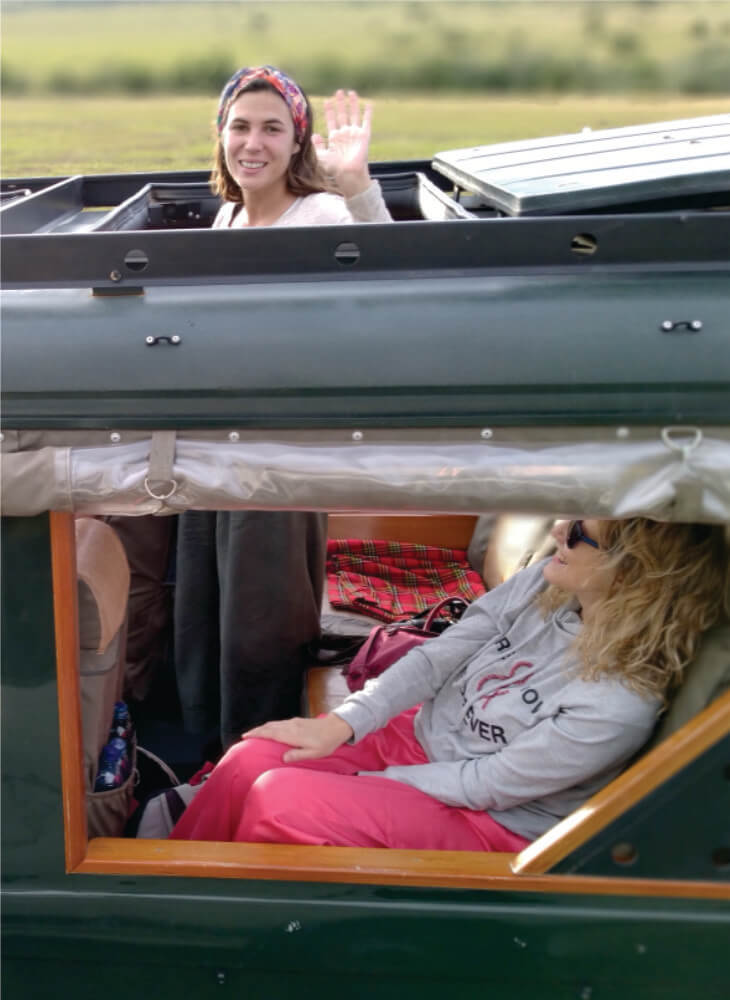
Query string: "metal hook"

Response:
xmin=660 ymin=320 xmax=702 ymax=333
xmin=145 ymin=335 xmax=182 ymax=346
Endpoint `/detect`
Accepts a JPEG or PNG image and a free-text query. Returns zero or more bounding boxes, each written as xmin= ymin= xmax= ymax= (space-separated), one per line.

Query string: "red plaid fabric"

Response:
xmin=326 ymin=539 xmax=486 ymax=623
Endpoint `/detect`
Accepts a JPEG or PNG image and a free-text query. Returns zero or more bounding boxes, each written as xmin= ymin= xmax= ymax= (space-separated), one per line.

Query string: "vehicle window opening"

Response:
xmin=570 ymin=232 xmax=598 ymax=256
xmin=123 ymin=248 xmax=149 ymax=272
xmin=333 ymin=241 xmax=360 ymax=266
xmin=83 ymin=169 xmax=475 ymax=234
xmin=48 ymin=509 xmax=730 ymax=894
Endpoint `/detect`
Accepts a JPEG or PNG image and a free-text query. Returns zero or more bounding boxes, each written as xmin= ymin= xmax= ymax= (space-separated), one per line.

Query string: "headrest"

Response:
xmin=652 ymin=620 xmax=730 ymax=744
xmin=75 ymin=517 xmax=130 ymax=653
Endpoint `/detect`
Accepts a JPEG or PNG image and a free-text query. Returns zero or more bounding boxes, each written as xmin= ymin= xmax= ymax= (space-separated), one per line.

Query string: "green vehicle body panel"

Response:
xmin=3 ymin=268 xmax=730 ymax=431
xmin=552 ymin=735 xmax=730 ymax=880
xmin=4 ymin=887 xmax=730 ymax=1000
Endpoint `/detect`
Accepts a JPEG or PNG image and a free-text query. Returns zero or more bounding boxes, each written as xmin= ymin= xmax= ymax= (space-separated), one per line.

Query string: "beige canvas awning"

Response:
xmin=2 ymin=425 xmax=729 ymax=522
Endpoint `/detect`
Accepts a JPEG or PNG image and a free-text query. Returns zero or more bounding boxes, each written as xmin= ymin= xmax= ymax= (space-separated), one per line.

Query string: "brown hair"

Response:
xmin=539 ymin=519 xmax=729 ymax=701
xmin=210 ymin=79 xmax=331 ymax=204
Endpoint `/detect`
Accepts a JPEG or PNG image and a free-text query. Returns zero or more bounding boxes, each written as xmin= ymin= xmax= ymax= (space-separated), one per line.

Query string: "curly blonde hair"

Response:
xmin=539 ymin=519 xmax=729 ymax=701
xmin=211 ymin=79 xmax=331 ymax=204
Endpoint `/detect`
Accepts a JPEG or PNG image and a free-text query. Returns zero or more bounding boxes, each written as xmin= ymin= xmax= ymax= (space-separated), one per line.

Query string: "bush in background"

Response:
xmin=679 ymin=44 xmax=730 ymax=95
xmin=2 ymin=0 xmax=729 ymax=98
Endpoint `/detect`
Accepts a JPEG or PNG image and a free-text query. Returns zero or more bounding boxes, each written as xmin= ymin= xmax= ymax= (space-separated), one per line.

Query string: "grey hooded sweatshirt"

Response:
xmin=333 ymin=559 xmax=659 ymax=841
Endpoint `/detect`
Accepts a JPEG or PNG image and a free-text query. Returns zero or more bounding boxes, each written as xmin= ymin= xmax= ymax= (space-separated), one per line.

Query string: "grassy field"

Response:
xmin=3 ymin=91 xmax=728 ymax=177
xmin=3 ymin=1 xmax=730 ymax=95
xmin=4 ymin=2 xmax=728 ymax=176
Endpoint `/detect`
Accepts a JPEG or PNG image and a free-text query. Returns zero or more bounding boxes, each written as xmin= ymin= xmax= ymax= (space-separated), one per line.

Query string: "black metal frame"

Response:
xmin=2 ymin=213 xmax=729 ymax=290
xmin=2 ymin=164 xmax=728 ymax=290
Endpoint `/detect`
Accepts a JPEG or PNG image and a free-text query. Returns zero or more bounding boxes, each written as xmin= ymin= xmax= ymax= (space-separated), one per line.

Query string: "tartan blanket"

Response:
xmin=326 ymin=538 xmax=486 ymax=623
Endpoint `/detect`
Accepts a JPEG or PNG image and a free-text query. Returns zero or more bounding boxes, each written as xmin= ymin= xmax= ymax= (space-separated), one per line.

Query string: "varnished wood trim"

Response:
xmin=78 ymin=839 xmax=729 ymax=899
xmin=512 ymin=688 xmax=730 ymax=875
xmin=304 ymin=666 xmax=350 ymax=716
xmin=328 ymin=514 xmax=478 ymax=549
xmin=80 ymin=839 xmax=514 ymax=882
xmin=50 ymin=511 xmax=88 ymax=871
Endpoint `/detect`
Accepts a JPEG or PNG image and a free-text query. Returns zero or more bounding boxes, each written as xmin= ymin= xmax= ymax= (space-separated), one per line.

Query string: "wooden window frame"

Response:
xmin=51 ymin=511 xmax=729 ymax=900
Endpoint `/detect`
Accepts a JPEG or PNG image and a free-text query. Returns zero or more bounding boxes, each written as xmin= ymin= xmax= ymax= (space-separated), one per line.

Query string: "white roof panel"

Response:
xmin=432 ymin=115 xmax=730 ymax=215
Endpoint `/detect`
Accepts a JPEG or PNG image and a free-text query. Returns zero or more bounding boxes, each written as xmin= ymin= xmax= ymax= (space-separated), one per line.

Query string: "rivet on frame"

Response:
xmin=228 ymin=431 xmax=240 ymax=443
xmin=616 ymin=427 xmax=630 ymax=439
xmin=480 ymin=428 xmax=493 ymax=440
xmin=110 ymin=432 xmax=121 ymax=443
xmin=352 ymin=431 xmax=364 ymax=442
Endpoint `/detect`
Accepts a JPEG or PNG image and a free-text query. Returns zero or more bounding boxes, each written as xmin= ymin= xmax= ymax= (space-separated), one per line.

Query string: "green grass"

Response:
xmin=2 ymin=1 xmax=726 ymax=76
xmin=3 ymin=92 xmax=728 ymax=177
xmin=3 ymin=1 xmax=730 ymax=95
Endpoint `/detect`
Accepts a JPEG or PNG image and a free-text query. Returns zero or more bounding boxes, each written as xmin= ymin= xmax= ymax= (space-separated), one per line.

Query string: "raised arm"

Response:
xmin=313 ymin=89 xmax=374 ymax=199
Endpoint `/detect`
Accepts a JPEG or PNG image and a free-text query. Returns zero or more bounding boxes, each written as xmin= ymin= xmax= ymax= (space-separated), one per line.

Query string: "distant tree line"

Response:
xmin=3 ymin=42 xmax=729 ymax=96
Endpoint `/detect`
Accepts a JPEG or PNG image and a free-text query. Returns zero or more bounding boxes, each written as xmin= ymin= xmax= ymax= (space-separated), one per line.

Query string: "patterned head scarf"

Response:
xmin=216 ymin=65 xmax=309 ymax=141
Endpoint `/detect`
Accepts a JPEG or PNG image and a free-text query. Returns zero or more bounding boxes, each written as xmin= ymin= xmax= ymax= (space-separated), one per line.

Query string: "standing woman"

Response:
xmin=212 ymin=65 xmax=391 ymax=228
xmin=175 ymin=66 xmax=391 ymax=755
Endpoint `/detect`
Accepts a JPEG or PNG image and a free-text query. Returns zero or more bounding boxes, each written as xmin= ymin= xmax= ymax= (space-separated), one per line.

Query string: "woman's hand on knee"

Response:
xmin=241 ymin=714 xmax=354 ymax=763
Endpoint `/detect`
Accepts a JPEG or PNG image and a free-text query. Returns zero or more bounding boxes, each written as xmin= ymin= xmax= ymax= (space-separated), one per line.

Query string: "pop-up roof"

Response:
xmin=432 ymin=114 xmax=730 ymax=216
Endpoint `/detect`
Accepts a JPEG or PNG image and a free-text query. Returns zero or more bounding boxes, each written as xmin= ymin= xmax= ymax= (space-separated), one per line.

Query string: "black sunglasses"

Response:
xmin=566 ymin=520 xmax=600 ymax=550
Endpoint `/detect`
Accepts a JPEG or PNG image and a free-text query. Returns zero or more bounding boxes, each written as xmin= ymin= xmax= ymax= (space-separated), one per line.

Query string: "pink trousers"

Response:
xmin=169 ymin=707 xmax=530 ymax=851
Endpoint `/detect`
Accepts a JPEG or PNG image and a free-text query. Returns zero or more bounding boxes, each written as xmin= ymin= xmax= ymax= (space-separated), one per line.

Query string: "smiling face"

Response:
xmin=222 ymin=88 xmax=300 ymax=200
xmin=542 ymin=519 xmax=616 ymax=620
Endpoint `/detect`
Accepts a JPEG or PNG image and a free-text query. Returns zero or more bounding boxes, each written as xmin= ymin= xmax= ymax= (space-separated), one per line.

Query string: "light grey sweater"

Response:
xmin=333 ymin=560 xmax=659 ymax=841
xmin=214 ymin=180 xmax=392 ymax=228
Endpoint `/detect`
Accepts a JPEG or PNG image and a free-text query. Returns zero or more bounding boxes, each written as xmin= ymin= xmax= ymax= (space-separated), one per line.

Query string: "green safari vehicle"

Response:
xmin=2 ymin=115 xmax=729 ymax=998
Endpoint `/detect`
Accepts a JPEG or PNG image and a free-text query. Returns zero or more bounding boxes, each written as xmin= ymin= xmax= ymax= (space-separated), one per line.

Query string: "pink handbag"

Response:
xmin=343 ymin=597 xmax=469 ymax=692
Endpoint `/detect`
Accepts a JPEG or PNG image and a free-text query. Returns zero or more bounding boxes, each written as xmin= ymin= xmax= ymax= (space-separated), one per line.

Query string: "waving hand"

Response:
xmin=313 ymin=89 xmax=374 ymax=198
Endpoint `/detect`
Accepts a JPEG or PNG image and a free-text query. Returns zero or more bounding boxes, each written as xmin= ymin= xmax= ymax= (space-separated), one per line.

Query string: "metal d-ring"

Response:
xmin=660 ymin=426 xmax=703 ymax=461
xmin=143 ymin=476 xmax=179 ymax=501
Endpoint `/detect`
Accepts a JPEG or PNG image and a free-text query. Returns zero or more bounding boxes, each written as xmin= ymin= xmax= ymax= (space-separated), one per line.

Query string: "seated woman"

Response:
xmin=170 ymin=518 xmax=729 ymax=850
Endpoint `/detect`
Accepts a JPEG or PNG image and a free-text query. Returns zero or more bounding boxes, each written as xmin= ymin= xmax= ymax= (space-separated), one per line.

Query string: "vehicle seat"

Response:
xmin=305 ymin=514 xmax=554 ymax=717
xmin=75 ymin=517 xmax=132 ymax=836
xmin=468 ymin=515 xmax=555 ymax=589
xmin=649 ymin=619 xmax=730 ymax=746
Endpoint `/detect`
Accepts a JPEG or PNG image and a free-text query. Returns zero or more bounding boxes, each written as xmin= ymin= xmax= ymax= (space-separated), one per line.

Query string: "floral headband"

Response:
xmin=216 ymin=65 xmax=309 ymax=141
